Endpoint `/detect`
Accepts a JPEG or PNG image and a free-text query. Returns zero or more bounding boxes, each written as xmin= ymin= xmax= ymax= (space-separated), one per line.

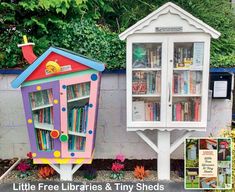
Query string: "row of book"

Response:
xmin=174 ymin=43 xmax=204 ymax=69
xmin=172 ymin=99 xmax=201 ymax=121
xmin=132 ymin=71 xmax=161 ymax=94
xmin=36 ymin=129 xmax=54 ymax=151
xmin=133 ymin=101 xmax=160 ymax=121
xmin=30 ymin=90 xmax=53 ymax=108
xmin=67 ymin=83 xmax=90 ymax=100
xmin=68 ymin=104 xmax=89 ymax=133
xmin=173 ymin=71 xmax=202 ymax=95
xmin=174 ymin=46 xmax=193 ymax=68
xmin=133 ymin=46 xmax=161 ymax=68
xmin=33 ymin=107 xmax=53 ymax=124
xmin=68 ymin=135 xmax=86 ymax=151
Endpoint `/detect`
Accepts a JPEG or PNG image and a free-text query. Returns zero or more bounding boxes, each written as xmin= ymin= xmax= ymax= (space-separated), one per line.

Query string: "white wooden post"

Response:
xmin=157 ymin=131 xmax=171 ymax=180
xmin=49 ymin=164 xmax=83 ymax=181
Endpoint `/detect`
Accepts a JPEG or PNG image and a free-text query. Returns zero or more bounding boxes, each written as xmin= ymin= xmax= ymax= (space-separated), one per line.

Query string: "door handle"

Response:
xmin=168 ymin=82 xmax=172 ymax=105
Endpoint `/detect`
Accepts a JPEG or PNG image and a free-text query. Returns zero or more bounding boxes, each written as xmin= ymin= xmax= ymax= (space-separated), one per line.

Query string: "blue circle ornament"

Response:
xmin=89 ymin=103 xmax=93 ymax=108
xmin=88 ymin=130 xmax=93 ymax=134
xmin=71 ymin=153 xmax=75 ymax=157
xmin=62 ymin=85 xmax=66 ymax=89
xmin=91 ymin=74 xmax=98 ymax=81
xmin=62 ymin=107 xmax=66 ymax=112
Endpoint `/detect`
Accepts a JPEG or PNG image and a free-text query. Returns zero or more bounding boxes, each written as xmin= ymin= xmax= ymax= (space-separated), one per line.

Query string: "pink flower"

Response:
xmin=17 ymin=162 xmax=30 ymax=172
xmin=111 ymin=162 xmax=124 ymax=173
xmin=116 ymin=154 xmax=125 ymax=163
xmin=27 ymin=152 xmax=33 ymax=159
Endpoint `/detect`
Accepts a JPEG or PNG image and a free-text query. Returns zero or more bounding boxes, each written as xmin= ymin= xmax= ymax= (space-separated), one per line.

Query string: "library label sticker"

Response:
xmin=184 ymin=138 xmax=232 ymax=190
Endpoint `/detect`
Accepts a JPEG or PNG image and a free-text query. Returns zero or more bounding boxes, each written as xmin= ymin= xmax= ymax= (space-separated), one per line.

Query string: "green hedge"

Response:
xmin=0 ymin=0 xmax=234 ymax=70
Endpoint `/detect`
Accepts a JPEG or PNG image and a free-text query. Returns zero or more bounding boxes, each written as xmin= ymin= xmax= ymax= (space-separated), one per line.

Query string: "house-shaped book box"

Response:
xmin=11 ymin=38 xmax=105 ymax=180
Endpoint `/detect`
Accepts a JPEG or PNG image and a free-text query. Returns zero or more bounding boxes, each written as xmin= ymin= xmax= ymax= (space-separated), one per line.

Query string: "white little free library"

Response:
xmin=119 ymin=2 xmax=220 ymax=180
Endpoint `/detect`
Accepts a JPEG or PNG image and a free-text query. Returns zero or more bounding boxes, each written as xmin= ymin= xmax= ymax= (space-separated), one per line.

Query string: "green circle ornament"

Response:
xmin=60 ymin=134 xmax=68 ymax=142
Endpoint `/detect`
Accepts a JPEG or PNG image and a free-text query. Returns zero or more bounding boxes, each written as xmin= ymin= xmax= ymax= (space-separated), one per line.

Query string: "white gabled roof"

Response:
xmin=119 ymin=2 xmax=220 ymax=40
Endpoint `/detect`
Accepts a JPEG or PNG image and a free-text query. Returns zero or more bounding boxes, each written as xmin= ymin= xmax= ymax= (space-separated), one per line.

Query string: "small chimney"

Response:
xmin=18 ymin=35 xmax=37 ymax=64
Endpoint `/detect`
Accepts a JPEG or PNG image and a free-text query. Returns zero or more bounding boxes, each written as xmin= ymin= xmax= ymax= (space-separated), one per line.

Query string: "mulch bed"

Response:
xmin=0 ymin=158 xmax=18 ymax=177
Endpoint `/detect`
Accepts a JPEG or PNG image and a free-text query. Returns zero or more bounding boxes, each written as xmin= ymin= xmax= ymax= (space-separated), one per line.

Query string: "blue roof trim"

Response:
xmin=210 ymin=68 xmax=235 ymax=73
xmin=0 ymin=69 xmax=23 ymax=74
xmin=11 ymin=47 xmax=105 ymax=88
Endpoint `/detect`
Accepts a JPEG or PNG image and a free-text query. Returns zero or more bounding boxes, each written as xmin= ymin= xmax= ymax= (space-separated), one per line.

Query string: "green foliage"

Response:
xmin=0 ymin=0 xmax=234 ymax=69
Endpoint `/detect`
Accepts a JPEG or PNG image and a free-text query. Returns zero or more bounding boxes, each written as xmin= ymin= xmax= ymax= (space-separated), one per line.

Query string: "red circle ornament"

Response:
xmin=50 ymin=130 xmax=60 ymax=139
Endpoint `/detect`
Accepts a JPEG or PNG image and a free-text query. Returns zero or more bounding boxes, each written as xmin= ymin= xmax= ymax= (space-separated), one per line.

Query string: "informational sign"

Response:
xmin=185 ymin=138 xmax=232 ymax=190
xmin=213 ymin=81 xmax=228 ymax=98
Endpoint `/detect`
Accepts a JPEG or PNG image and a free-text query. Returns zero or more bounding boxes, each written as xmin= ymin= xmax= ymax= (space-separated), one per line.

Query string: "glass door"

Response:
xmin=129 ymin=38 xmax=168 ymax=128
xmin=60 ymin=73 xmax=99 ymax=158
xmin=167 ymin=38 xmax=205 ymax=128
xmin=21 ymin=81 xmax=61 ymax=158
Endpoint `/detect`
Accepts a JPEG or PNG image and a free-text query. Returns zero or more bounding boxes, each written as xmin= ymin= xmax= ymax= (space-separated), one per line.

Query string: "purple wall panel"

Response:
xmin=21 ymin=81 xmax=61 ymax=158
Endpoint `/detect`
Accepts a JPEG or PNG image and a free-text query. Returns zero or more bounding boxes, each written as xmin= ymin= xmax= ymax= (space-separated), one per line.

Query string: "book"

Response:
xmin=68 ymin=136 xmax=86 ymax=151
xmin=132 ymin=71 xmax=161 ymax=94
xmin=67 ymin=82 xmax=90 ymax=100
xmin=173 ymin=71 xmax=201 ymax=95
xmin=133 ymin=45 xmax=161 ymax=68
xmin=133 ymin=101 xmax=145 ymax=121
xmin=68 ymin=104 xmax=89 ymax=133
xmin=30 ymin=89 xmax=53 ymax=108
xmin=36 ymin=129 xmax=54 ymax=151
xmin=192 ymin=42 xmax=204 ymax=69
xmin=172 ymin=98 xmax=201 ymax=121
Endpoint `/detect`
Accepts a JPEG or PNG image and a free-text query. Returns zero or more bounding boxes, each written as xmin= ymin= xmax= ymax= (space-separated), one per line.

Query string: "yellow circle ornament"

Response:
xmin=54 ymin=151 xmax=61 ymax=158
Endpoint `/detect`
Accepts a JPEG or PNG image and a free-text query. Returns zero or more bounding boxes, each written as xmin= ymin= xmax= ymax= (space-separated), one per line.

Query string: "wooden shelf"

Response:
xmin=34 ymin=122 xmax=54 ymax=131
xmin=67 ymin=95 xmax=90 ymax=103
xmin=132 ymin=94 xmax=160 ymax=97
xmin=173 ymin=68 xmax=202 ymax=71
xmin=132 ymin=68 xmax=161 ymax=71
xmin=68 ymin=131 xmax=86 ymax=137
xmin=172 ymin=94 xmax=201 ymax=97
xmin=32 ymin=103 xmax=53 ymax=111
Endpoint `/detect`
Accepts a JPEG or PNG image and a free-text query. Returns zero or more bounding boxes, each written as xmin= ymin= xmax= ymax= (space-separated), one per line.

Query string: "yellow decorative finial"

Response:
xmin=23 ymin=35 xmax=28 ymax=44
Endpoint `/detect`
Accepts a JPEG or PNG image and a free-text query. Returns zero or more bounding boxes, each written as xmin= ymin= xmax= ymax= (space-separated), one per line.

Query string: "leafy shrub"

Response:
xmin=133 ymin=166 xmax=149 ymax=180
xmin=83 ymin=167 xmax=97 ymax=180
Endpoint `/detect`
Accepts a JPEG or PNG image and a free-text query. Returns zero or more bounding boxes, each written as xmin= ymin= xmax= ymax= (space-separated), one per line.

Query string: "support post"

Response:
xmin=157 ymin=131 xmax=170 ymax=180
xmin=49 ymin=164 xmax=83 ymax=181
xmin=60 ymin=164 xmax=73 ymax=181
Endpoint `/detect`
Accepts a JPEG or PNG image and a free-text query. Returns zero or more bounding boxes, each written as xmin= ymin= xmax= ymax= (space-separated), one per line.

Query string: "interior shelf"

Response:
xmin=68 ymin=131 xmax=86 ymax=137
xmin=34 ymin=122 xmax=54 ymax=131
xmin=32 ymin=103 xmax=53 ymax=111
xmin=132 ymin=94 xmax=160 ymax=97
xmin=67 ymin=95 xmax=90 ymax=103
xmin=132 ymin=68 xmax=161 ymax=71
xmin=172 ymin=94 xmax=201 ymax=97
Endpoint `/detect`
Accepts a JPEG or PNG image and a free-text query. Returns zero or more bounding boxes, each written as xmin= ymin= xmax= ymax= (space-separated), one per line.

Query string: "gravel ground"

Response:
xmin=0 ymin=170 xmax=183 ymax=184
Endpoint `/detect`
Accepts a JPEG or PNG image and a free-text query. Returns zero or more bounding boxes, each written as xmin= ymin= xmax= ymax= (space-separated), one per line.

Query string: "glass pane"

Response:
xmin=132 ymin=71 xmax=161 ymax=95
xmin=67 ymin=82 xmax=90 ymax=152
xmin=174 ymin=42 xmax=204 ymax=69
xmin=67 ymin=82 xmax=90 ymax=101
xmin=173 ymin=71 xmax=202 ymax=95
xmin=133 ymin=43 xmax=162 ymax=68
xmin=172 ymin=97 xmax=201 ymax=121
xmin=30 ymin=89 xmax=53 ymax=108
xmin=68 ymin=136 xmax=86 ymax=151
xmin=29 ymin=89 xmax=55 ymax=151
xmin=132 ymin=98 xmax=160 ymax=121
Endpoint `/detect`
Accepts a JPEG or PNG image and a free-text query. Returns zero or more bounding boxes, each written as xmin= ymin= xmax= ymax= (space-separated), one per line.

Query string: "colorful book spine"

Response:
xmin=172 ymin=99 xmax=201 ymax=121
xmin=67 ymin=82 xmax=90 ymax=100
xmin=36 ymin=129 xmax=54 ymax=151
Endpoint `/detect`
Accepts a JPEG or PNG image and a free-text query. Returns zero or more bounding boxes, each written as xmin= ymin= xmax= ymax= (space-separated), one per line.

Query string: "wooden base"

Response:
xmin=49 ymin=164 xmax=82 ymax=181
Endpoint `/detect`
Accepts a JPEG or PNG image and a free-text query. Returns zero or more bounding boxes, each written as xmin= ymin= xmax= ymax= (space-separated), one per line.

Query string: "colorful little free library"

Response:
xmin=11 ymin=37 xmax=105 ymax=180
